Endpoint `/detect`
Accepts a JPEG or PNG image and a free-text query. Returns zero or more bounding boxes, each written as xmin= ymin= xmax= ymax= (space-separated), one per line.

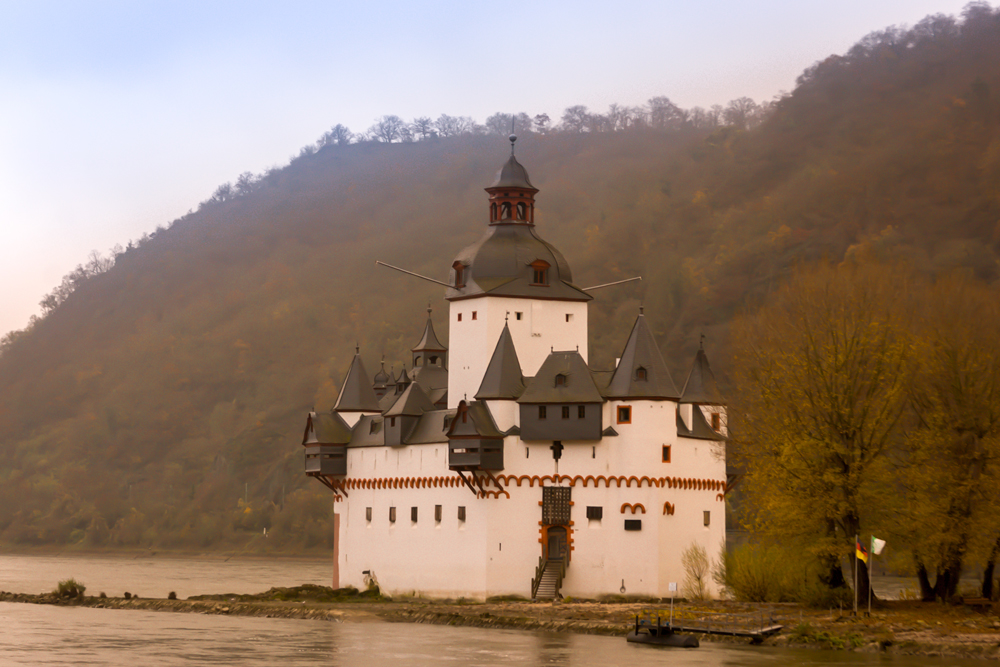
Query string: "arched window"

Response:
xmin=429 ymin=355 xmax=439 ymax=366
xmin=414 ymin=355 xmax=423 ymax=367
xmin=491 ymin=202 xmax=498 ymax=221
xmin=516 ymin=202 xmax=527 ymax=220
xmin=453 ymin=261 xmax=466 ymax=288
xmin=500 ymin=202 xmax=512 ymax=220
xmin=530 ymin=260 xmax=550 ymax=286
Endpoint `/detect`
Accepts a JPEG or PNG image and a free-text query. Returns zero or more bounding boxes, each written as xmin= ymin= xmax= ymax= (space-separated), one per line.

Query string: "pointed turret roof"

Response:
xmin=412 ymin=307 xmax=447 ymax=352
xmin=681 ymin=341 xmax=724 ymax=405
xmin=333 ymin=349 xmax=382 ymax=413
xmin=396 ymin=367 xmax=412 ymax=386
xmin=476 ymin=323 xmax=525 ymax=400
xmin=604 ymin=312 xmax=679 ymax=400
xmin=384 ymin=381 xmax=436 ymax=417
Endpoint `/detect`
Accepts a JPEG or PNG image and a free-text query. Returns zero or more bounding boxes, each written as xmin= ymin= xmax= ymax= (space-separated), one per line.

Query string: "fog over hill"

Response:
xmin=1 ymin=6 xmax=998 ymax=551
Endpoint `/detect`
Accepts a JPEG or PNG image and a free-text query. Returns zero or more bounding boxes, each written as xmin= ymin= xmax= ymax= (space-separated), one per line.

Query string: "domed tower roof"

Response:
xmin=446 ymin=139 xmax=591 ymax=303
xmin=489 ymin=154 xmax=537 ymax=191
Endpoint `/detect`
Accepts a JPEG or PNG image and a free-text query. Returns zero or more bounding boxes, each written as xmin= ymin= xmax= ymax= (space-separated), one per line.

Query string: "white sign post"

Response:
xmin=668 ymin=582 xmax=677 ymax=628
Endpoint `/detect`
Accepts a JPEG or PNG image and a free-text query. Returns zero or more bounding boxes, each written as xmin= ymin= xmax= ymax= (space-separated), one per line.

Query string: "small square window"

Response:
xmin=711 ymin=412 xmax=721 ymax=431
xmin=435 ymin=505 xmax=442 ymax=522
xmin=617 ymin=406 xmax=632 ymax=424
xmin=624 ymin=519 xmax=642 ymax=531
xmin=578 ymin=405 xmax=586 ymax=419
xmin=704 ymin=511 xmax=711 ymax=527
xmin=366 ymin=507 xmax=372 ymax=522
xmin=515 ymin=312 xmax=522 ymax=320
xmin=662 ymin=445 xmax=671 ymax=463
xmin=565 ymin=313 xmax=573 ymax=322
xmin=561 ymin=406 xmax=570 ymax=419
xmin=539 ymin=406 xmax=547 ymax=419
xmin=586 ymin=506 xmax=603 ymax=520
xmin=389 ymin=417 xmax=396 ymax=427
xmin=389 ymin=507 xmax=396 ymax=523
xmin=458 ymin=506 xmax=466 ymax=522
xmin=472 ymin=311 xmax=477 ymax=320
xmin=457 ymin=313 xmax=462 ymax=322
xmin=411 ymin=507 xmax=418 ymax=522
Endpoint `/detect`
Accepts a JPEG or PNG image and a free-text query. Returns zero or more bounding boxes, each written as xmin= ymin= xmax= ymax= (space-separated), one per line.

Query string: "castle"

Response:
xmin=302 ymin=141 xmax=727 ymax=599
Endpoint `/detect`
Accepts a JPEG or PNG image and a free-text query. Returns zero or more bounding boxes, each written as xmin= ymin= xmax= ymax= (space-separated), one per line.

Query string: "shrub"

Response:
xmin=681 ymin=542 xmax=711 ymax=600
xmin=716 ymin=542 xmax=845 ymax=605
xmin=168 ymin=591 xmax=177 ymax=600
xmin=55 ymin=578 xmax=86 ymax=599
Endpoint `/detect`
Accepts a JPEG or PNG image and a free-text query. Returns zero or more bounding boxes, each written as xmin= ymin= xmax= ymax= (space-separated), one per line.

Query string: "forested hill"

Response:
xmin=1 ymin=6 xmax=998 ymax=551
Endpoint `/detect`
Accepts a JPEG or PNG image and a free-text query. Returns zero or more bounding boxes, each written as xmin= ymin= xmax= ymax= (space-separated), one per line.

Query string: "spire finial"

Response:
xmin=509 ymin=117 xmax=517 ymax=155
xmin=505 ymin=311 xmax=509 ymax=322
xmin=355 ymin=342 xmax=360 ymax=354
xmin=639 ymin=305 xmax=644 ymax=315
xmin=700 ymin=333 xmax=705 ymax=350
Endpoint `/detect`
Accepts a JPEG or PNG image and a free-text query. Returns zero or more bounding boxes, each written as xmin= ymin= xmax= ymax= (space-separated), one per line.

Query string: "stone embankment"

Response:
xmin=2 ymin=586 xmax=999 ymax=660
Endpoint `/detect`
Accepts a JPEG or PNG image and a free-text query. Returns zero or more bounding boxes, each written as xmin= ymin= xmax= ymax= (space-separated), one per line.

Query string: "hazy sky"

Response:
xmin=0 ymin=0 xmax=981 ymax=336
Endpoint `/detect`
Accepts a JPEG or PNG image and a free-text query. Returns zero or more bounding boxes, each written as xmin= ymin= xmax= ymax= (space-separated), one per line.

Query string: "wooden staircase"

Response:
xmin=531 ymin=555 xmax=568 ymax=600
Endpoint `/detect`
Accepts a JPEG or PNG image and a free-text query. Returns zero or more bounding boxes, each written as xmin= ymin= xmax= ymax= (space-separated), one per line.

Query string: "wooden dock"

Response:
xmin=636 ymin=608 xmax=783 ymax=644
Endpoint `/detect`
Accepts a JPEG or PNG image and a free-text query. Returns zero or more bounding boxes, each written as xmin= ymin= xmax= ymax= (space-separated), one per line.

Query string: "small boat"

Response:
xmin=626 ymin=614 xmax=699 ymax=648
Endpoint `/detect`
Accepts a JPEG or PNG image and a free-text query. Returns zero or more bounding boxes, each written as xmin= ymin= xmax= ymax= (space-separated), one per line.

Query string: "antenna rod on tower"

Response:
xmin=375 ymin=261 xmax=452 ymax=287
xmin=581 ymin=276 xmax=642 ymax=292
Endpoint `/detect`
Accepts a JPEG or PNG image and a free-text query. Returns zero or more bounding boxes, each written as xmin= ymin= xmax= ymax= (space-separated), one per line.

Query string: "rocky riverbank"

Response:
xmin=2 ymin=586 xmax=998 ymax=660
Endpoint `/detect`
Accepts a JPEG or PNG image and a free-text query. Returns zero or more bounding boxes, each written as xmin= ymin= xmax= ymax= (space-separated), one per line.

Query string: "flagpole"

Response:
xmin=867 ymin=536 xmax=873 ymax=616
xmin=853 ymin=534 xmax=858 ymax=615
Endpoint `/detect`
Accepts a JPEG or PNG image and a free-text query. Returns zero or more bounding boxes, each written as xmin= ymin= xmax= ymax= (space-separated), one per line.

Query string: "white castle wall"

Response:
xmin=335 ymin=394 xmax=726 ymax=599
xmin=448 ymin=297 xmax=588 ymax=408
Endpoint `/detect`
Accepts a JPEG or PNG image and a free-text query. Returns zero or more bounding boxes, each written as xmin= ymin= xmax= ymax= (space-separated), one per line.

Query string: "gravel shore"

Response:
xmin=3 ymin=588 xmax=998 ymax=660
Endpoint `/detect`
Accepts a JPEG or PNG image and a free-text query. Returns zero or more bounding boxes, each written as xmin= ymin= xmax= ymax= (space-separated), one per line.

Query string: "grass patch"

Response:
xmin=54 ymin=578 xmax=86 ymax=599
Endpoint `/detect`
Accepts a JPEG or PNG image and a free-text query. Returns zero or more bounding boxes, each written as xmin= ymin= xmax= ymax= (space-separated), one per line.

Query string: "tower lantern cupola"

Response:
xmin=486 ymin=134 xmax=538 ymax=225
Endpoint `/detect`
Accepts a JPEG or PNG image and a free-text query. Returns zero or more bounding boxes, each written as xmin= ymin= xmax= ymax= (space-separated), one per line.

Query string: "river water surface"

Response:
xmin=0 ymin=554 xmax=969 ymax=666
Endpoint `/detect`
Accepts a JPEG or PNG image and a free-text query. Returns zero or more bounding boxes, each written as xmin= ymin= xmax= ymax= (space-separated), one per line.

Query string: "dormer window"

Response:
xmin=530 ymin=260 xmax=550 ymax=286
xmin=453 ymin=261 xmax=466 ymax=289
xmin=635 ymin=367 xmax=648 ymax=381
xmin=555 ymin=374 xmax=567 ymax=387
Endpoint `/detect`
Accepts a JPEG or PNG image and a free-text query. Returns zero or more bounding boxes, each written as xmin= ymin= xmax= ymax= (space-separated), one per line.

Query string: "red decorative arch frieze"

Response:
xmin=663 ymin=502 xmax=675 ymax=515
xmin=620 ymin=503 xmax=646 ymax=514
xmin=716 ymin=493 xmax=725 ymax=502
xmin=327 ymin=473 xmax=726 ymax=496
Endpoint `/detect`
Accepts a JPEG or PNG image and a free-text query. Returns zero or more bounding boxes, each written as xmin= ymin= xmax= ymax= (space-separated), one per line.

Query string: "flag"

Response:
xmin=871 ymin=536 xmax=886 ymax=556
xmin=855 ymin=539 xmax=869 ymax=563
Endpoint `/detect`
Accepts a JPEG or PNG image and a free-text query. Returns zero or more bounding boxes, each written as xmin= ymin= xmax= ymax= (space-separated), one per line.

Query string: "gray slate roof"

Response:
xmin=405 ymin=409 xmax=456 ymax=444
xmin=488 ymin=155 xmax=537 ymax=191
xmin=604 ymin=313 xmax=680 ymax=400
xmin=448 ymin=400 xmax=505 ymax=438
xmin=412 ymin=312 xmax=447 ymax=352
xmin=384 ymin=381 xmax=436 ymax=417
xmin=517 ymin=351 xmax=605 ymax=404
xmin=681 ymin=346 xmax=724 ymax=405
xmin=333 ymin=352 xmax=382 ymax=413
xmin=476 ymin=323 xmax=526 ymax=400
xmin=677 ymin=407 xmax=725 ymax=441
xmin=447 ymin=224 xmax=592 ymax=302
xmin=410 ymin=363 xmax=448 ymax=391
xmin=302 ymin=411 xmax=352 ymax=445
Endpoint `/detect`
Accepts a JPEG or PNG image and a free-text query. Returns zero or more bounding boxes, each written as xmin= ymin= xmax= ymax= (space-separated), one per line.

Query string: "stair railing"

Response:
xmin=553 ymin=551 xmax=569 ymax=597
xmin=530 ymin=556 xmax=545 ymax=599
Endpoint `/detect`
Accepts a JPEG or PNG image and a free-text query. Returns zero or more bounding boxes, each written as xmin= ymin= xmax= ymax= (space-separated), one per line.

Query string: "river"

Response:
xmin=0 ymin=554 xmax=974 ymax=666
